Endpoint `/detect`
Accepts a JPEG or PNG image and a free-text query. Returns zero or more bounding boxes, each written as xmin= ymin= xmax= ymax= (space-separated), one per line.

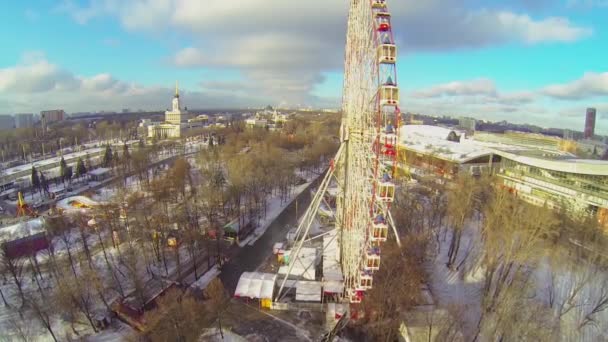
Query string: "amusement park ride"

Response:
xmin=15 ymin=192 xmax=38 ymax=218
xmin=276 ymin=0 xmax=402 ymax=305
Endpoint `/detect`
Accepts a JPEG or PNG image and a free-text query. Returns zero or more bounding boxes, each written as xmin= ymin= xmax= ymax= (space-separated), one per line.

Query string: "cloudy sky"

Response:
xmin=0 ymin=0 xmax=607 ymax=133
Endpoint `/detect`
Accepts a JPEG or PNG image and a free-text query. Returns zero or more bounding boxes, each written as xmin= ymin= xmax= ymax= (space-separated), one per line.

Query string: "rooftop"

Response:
xmin=400 ymin=125 xmax=491 ymax=163
xmin=0 ymin=217 xmax=45 ymax=243
xmin=1 ymin=147 xmax=104 ymax=177
xmin=399 ymin=125 xmax=608 ymax=176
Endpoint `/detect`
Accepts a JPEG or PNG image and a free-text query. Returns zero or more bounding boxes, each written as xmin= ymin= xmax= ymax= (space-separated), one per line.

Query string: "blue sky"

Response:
xmin=0 ymin=0 xmax=607 ymax=134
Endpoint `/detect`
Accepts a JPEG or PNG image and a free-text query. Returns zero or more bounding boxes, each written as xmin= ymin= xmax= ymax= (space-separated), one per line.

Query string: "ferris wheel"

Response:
xmin=276 ymin=0 xmax=401 ymax=305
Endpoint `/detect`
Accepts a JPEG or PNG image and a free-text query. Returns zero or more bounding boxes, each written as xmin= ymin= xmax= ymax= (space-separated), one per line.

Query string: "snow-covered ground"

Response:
xmin=239 ymin=173 xmax=320 ymax=247
xmin=427 ymin=221 xmax=484 ymax=339
xmin=0 ymin=149 xmax=325 ymax=341
xmin=191 ymin=265 xmax=221 ymax=290
xmin=427 ymin=217 xmax=608 ymax=341
xmin=3 ymin=147 xmax=105 ymax=178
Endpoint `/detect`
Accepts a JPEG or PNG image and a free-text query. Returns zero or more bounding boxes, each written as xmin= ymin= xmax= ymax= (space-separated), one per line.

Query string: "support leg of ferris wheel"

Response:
xmin=387 ymin=208 xmax=401 ymax=247
xmin=274 ymin=144 xmax=345 ymax=302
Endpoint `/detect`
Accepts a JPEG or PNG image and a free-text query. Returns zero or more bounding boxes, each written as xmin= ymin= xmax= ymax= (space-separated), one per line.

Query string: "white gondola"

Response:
xmin=378 ymin=44 xmax=397 ymax=64
xmin=372 ymin=0 xmax=387 ymax=9
xmin=376 ymin=179 xmax=395 ymax=203
xmin=364 ymin=247 xmax=381 ymax=270
xmin=371 ymin=219 xmax=389 ymax=242
xmin=379 ymin=85 xmax=399 ymax=106
xmin=374 ymin=10 xmax=391 ymax=19
xmin=371 ymin=213 xmax=389 ymax=242
xmin=359 ymin=272 xmax=374 ymax=290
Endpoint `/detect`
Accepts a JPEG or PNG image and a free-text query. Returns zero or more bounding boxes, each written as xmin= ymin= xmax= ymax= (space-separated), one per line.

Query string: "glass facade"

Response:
xmin=498 ymin=158 xmax=608 ymax=212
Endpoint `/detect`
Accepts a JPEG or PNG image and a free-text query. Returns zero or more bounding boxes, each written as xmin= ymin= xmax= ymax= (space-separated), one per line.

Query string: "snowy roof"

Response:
xmin=295 ymin=281 xmax=322 ymax=302
xmin=323 ymin=280 xmax=344 ymax=294
xmin=278 ymin=247 xmax=317 ymax=280
xmin=400 ymin=125 xmax=491 ymax=163
xmin=0 ymin=217 xmax=46 ymax=243
xmin=2 ymin=147 xmax=104 ymax=177
xmin=190 ymin=266 xmax=220 ymax=290
xmin=323 ymin=230 xmax=343 ymax=283
xmin=234 ymin=272 xmax=276 ymax=299
xmin=56 ymin=196 xmax=102 ymax=212
xmin=88 ymin=167 xmax=112 ymax=176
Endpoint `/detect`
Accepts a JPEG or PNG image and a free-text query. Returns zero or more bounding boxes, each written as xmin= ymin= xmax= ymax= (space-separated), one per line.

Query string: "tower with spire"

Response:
xmin=165 ymin=81 xmax=186 ymax=125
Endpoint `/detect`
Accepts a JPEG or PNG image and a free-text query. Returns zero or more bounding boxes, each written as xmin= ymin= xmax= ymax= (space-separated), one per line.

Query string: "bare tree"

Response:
xmin=445 ymin=174 xmax=478 ymax=269
xmin=358 ymin=237 xmax=427 ymax=342
xmin=1 ymin=244 xmax=27 ymax=306
xmin=142 ymin=288 xmax=207 ymax=342
xmin=479 ymin=191 xmax=558 ymax=312
xmin=204 ymin=278 xmax=230 ymax=339
xmin=45 ymin=215 xmax=79 ymax=278
xmin=28 ymin=297 xmax=58 ymax=342
xmin=122 ymin=243 xmax=146 ymax=307
xmin=5 ymin=315 xmax=36 ymax=342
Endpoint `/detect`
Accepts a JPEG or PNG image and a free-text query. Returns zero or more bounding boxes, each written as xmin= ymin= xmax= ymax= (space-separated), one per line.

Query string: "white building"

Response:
xmin=147 ymin=82 xmax=189 ymax=139
xmin=245 ymin=118 xmax=268 ymax=128
xmin=397 ymin=125 xmax=608 ymax=228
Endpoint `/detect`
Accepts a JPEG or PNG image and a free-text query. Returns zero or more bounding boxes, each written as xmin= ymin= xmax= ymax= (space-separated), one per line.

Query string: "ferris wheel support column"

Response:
xmin=339 ymin=139 xmax=349 ymax=266
xmin=387 ymin=209 xmax=401 ymax=247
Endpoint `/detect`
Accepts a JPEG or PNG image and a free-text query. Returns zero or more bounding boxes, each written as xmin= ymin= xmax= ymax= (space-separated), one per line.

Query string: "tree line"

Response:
xmin=0 ymin=113 xmax=340 ymax=341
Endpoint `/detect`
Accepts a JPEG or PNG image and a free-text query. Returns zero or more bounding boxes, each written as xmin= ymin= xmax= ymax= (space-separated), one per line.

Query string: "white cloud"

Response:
xmin=0 ymin=56 xmax=79 ymax=93
xmin=542 ymin=72 xmax=608 ymax=99
xmin=412 ymin=79 xmax=497 ymax=98
xmin=410 ymin=79 xmax=539 ymax=108
xmin=401 ymin=78 xmax=608 ymax=133
xmin=495 ymin=12 xmax=591 ymax=43
xmin=172 ymin=47 xmax=207 ymax=67
xmin=56 ymin=0 xmax=592 ymax=106
xmin=0 ymin=54 xmax=272 ymax=113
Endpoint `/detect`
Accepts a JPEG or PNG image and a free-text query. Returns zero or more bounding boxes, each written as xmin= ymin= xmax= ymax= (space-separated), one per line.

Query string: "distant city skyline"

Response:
xmin=0 ymin=1 xmax=607 ymax=134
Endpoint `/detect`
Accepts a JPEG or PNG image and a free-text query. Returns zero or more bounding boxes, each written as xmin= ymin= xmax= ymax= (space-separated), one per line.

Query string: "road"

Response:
xmin=219 ymin=176 xmax=319 ymax=293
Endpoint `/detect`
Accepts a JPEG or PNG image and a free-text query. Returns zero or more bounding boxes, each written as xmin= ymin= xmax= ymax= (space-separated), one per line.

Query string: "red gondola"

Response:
xmin=378 ymin=23 xmax=390 ymax=31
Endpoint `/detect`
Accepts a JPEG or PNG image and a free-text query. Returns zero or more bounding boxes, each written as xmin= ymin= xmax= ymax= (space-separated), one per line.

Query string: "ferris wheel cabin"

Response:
xmin=376 ymin=178 xmax=395 ymax=203
xmin=380 ymin=85 xmax=399 ymax=106
xmin=371 ymin=213 xmax=390 ymax=241
xmin=365 ymin=246 xmax=381 ymax=271
xmin=378 ymin=44 xmax=397 ymax=64
xmin=359 ymin=271 xmax=374 ymax=290
xmin=372 ymin=0 xmax=387 ymax=9
xmin=375 ymin=12 xmax=391 ymax=31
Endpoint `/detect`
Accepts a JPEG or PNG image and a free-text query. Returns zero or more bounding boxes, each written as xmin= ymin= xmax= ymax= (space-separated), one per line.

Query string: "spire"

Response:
xmin=175 ymin=80 xmax=179 ymax=98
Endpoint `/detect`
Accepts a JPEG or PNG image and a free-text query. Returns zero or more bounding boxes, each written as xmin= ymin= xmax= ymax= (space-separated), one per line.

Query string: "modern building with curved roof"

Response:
xmin=495 ymin=149 xmax=608 ymax=224
xmin=398 ymin=125 xmax=608 ymax=226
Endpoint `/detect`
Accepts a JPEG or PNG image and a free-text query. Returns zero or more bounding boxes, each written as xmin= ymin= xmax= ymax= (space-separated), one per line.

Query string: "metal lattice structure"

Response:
xmin=276 ymin=0 xmax=401 ymax=304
